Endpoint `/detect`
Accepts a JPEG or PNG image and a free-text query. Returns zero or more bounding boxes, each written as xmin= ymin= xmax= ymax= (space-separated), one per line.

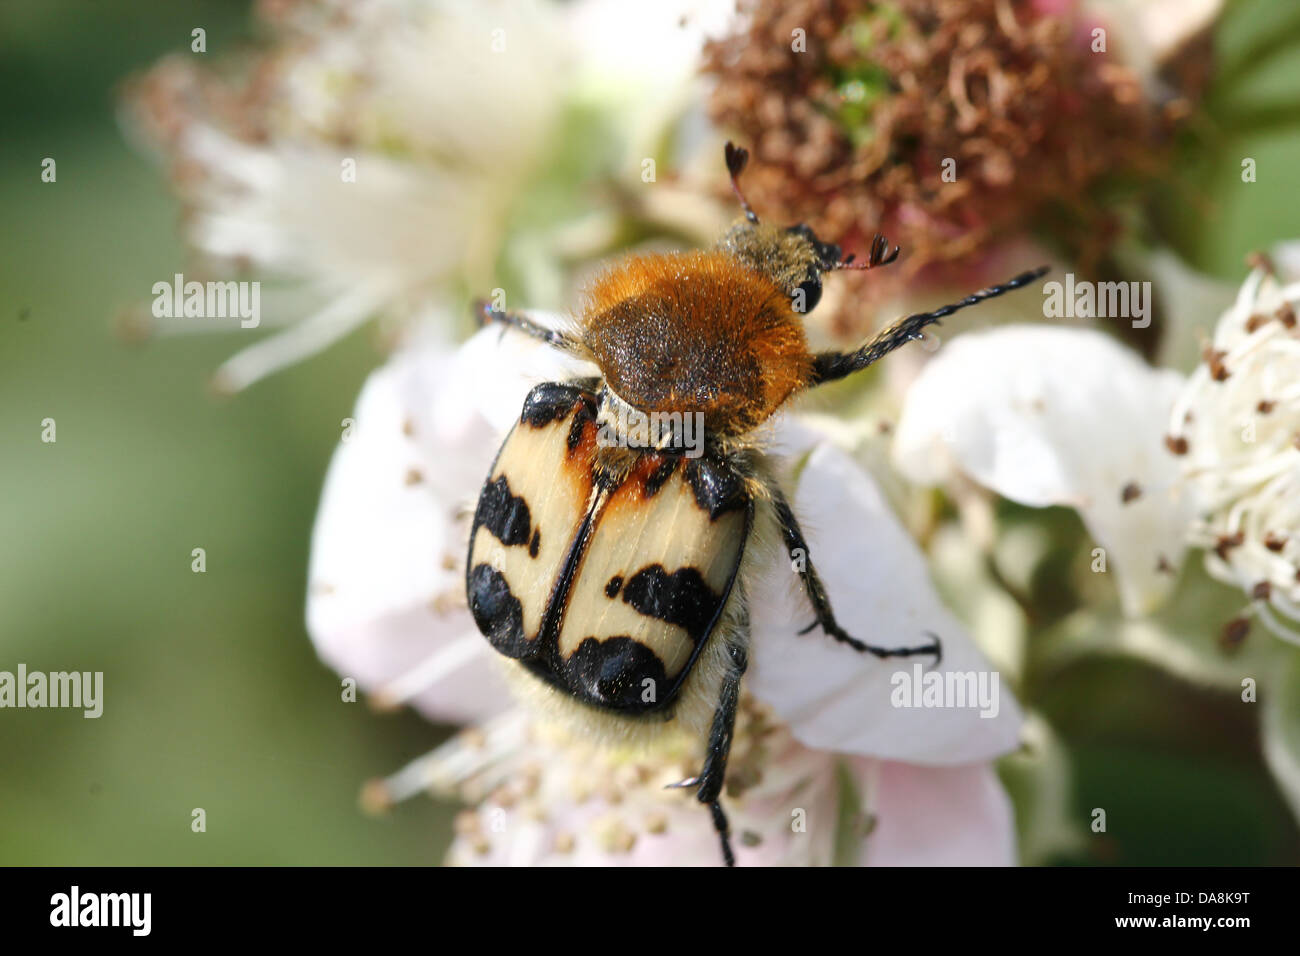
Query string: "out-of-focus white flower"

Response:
xmin=125 ymin=0 xmax=572 ymax=392
xmin=1166 ymin=264 xmax=1300 ymax=645
xmin=1275 ymin=242 xmax=1300 ymax=281
xmin=309 ymin=322 xmax=1024 ymax=865
xmin=568 ymin=0 xmax=738 ymax=168
xmin=893 ymin=325 xmax=1192 ymax=617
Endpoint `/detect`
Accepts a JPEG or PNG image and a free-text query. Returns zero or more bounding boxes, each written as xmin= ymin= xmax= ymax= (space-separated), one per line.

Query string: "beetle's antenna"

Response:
xmin=834 ymin=233 xmax=900 ymax=271
xmin=810 ymin=266 xmax=1050 ymax=384
xmin=724 ymin=141 xmax=759 ymax=224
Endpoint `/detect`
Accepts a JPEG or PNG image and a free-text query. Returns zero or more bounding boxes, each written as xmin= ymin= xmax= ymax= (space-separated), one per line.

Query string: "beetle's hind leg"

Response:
xmin=473 ymin=299 xmax=586 ymax=355
xmin=667 ymin=624 xmax=749 ymax=867
xmin=771 ymin=485 xmax=942 ymax=664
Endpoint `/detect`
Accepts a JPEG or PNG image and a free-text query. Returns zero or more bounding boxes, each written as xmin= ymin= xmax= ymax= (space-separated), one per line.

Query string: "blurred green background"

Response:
xmin=2 ymin=0 xmax=1300 ymax=864
xmin=1 ymin=0 xmax=454 ymax=864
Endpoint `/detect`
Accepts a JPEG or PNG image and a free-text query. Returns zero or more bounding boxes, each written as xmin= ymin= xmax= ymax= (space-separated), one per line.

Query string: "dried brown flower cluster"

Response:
xmin=704 ymin=0 xmax=1194 ymax=333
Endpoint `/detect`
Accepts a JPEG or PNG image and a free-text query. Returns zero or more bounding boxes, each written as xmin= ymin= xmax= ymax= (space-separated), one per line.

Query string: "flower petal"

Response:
xmin=856 ymin=760 xmax=1017 ymax=866
xmin=748 ymin=436 xmax=1024 ymax=764
xmin=892 ymin=325 xmax=1191 ymax=615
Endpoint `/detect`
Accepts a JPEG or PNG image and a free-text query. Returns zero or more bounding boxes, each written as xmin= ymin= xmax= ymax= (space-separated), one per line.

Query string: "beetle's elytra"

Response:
xmin=469 ymin=382 xmax=751 ymax=713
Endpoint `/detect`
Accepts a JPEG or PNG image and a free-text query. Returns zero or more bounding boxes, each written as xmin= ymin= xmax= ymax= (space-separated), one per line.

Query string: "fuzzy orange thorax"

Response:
xmin=579 ymin=250 xmax=813 ymax=436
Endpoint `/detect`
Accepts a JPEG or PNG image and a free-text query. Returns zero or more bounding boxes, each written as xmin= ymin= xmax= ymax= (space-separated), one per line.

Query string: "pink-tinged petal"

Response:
xmin=306 ymin=345 xmax=504 ymax=724
xmin=306 ymin=322 xmax=592 ymax=725
xmin=856 ymin=760 xmax=1017 ymax=866
xmin=748 ymin=438 xmax=1024 ymax=764
xmin=893 ymin=325 xmax=1191 ymax=616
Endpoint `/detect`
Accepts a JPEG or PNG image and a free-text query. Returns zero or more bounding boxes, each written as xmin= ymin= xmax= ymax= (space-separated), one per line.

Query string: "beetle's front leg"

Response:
xmin=473 ymin=299 xmax=585 ymax=355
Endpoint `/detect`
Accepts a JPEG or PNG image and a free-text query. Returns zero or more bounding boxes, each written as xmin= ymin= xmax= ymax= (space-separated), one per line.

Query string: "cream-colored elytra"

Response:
xmin=557 ymin=462 xmax=747 ymax=681
xmin=495 ymin=484 xmax=782 ymax=757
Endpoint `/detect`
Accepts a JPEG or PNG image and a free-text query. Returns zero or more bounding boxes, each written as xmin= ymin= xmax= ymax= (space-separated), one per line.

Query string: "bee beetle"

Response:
xmin=467 ymin=142 xmax=1046 ymax=866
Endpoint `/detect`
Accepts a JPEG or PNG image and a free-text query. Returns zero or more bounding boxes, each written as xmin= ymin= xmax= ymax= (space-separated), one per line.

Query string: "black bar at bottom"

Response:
xmin=0 ymin=866 xmax=1284 ymax=941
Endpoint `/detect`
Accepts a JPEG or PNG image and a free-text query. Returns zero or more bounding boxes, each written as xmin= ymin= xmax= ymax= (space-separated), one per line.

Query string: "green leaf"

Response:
xmin=998 ymin=713 xmax=1086 ymax=865
xmin=1262 ymin=648 xmax=1300 ymax=824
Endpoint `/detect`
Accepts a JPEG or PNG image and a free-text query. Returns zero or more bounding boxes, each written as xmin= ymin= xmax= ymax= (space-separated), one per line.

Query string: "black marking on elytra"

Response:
xmin=684 ymin=458 xmax=748 ymax=519
xmin=474 ymin=476 xmax=532 ymax=547
xmin=622 ymin=565 xmax=721 ymax=641
xmin=605 ymin=575 xmax=623 ymax=599
xmin=560 ymin=636 xmax=670 ymax=711
xmin=528 ymin=529 xmax=540 ymax=558
xmin=467 ymin=563 xmax=527 ymax=655
xmin=566 ymin=412 xmax=586 ymax=453
xmin=644 ymin=457 xmax=679 ymax=497
xmin=520 ymin=381 xmax=593 ymax=428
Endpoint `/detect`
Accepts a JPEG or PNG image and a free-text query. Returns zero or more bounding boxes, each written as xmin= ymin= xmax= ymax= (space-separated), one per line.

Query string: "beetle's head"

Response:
xmin=714 ymin=142 xmax=899 ymax=315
